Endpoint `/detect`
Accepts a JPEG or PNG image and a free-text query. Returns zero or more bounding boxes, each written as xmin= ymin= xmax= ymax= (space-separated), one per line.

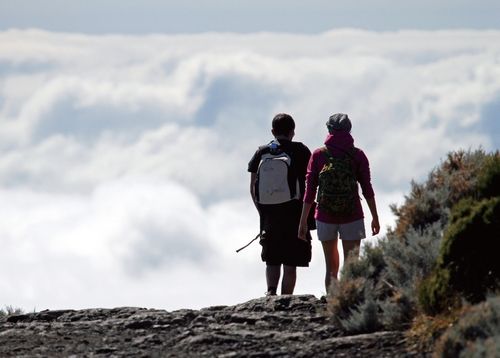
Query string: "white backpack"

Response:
xmin=256 ymin=142 xmax=299 ymax=205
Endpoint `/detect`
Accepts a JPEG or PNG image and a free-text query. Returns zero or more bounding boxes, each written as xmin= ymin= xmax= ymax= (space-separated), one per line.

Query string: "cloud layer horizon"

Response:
xmin=1 ymin=28 xmax=499 ymax=311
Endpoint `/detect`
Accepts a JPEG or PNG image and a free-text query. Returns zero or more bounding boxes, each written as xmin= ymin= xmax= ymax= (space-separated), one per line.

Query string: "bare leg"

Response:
xmin=266 ymin=265 xmax=281 ymax=295
xmin=281 ymin=265 xmax=297 ymax=294
xmin=342 ymin=240 xmax=361 ymax=263
xmin=321 ymin=239 xmax=340 ymax=294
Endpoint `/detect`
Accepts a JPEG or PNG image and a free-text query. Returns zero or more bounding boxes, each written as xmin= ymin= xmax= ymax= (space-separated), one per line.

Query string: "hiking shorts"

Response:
xmin=316 ymin=219 xmax=366 ymax=242
xmin=258 ymin=200 xmax=312 ymax=267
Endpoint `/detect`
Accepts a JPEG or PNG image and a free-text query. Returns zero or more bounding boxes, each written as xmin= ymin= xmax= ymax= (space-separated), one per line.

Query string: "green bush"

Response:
xmin=419 ymin=198 xmax=500 ymax=314
xmin=476 ymin=152 xmax=500 ymax=199
xmin=435 ymin=296 xmax=500 ymax=358
xmin=418 ymin=267 xmax=456 ymax=316
xmin=448 ymin=197 xmax=476 ymax=224
xmin=443 ymin=198 xmax=500 ymax=302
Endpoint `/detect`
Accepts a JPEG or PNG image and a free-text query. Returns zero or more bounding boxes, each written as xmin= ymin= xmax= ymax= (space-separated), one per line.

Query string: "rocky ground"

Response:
xmin=0 ymin=295 xmax=430 ymax=357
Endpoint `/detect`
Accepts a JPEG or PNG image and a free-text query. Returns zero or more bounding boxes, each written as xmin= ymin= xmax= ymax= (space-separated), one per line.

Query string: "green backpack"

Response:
xmin=317 ymin=146 xmax=358 ymax=215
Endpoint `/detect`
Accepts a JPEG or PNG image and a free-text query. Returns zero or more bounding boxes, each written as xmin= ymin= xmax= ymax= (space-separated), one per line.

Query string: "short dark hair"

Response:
xmin=272 ymin=113 xmax=295 ymax=136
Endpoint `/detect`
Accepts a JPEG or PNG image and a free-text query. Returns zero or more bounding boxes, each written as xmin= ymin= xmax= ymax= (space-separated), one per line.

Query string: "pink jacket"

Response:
xmin=303 ymin=131 xmax=375 ymax=224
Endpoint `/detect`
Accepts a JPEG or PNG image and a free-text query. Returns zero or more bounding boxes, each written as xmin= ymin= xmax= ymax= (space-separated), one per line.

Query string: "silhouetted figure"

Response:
xmin=298 ymin=113 xmax=380 ymax=293
xmin=248 ymin=113 xmax=312 ymax=295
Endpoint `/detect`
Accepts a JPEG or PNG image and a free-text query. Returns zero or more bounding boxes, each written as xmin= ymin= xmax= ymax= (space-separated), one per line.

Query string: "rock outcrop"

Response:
xmin=0 ymin=295 xmax=428 ymax=357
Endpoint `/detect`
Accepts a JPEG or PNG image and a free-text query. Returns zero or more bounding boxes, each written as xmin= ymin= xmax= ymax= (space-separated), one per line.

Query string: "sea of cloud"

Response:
xmin=0 ymin=29 xmax=499 ymax=311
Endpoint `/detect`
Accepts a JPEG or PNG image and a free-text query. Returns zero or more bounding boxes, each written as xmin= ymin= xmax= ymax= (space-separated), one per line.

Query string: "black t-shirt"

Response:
xmin=248 ymin=139 xmax=311 ymax=201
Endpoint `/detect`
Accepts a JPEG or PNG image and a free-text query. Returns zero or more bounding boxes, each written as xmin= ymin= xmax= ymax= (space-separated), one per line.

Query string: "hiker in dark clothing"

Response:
xmin=298 ymin=113 xmax=380 ymax=294
xmin=248 ymin=113 xmax=313 ymax=296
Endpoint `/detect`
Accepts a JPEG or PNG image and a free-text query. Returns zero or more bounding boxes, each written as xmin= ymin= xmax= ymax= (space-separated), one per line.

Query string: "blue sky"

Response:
xmin=0 ymin=2 xmax=499 ymax=312
xmin=1 ymin=0 xmax=500 ymax=33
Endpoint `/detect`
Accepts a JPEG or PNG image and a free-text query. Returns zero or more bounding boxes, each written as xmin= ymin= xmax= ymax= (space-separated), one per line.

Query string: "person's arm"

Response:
xmin=366 ymin=196 xmax=380 ymax=236
xmin=298 ymin=202 xmax=313 ymax=240
xmin=250 ymin=173 xmax=258 ymax=211
xmin=248 ymin=147 xmax=261 ymax=211
xmin=356 ymin=149 xmax=380 ymax=236
xmin=298 ymin=151 xmax=318 ymax=240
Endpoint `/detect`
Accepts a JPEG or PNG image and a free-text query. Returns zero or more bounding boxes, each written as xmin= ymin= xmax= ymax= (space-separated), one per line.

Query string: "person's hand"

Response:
xmin=371 ymin=217 xmax=380 ymax=236
xmin=298 ymin=222 xmax=308 ymax=241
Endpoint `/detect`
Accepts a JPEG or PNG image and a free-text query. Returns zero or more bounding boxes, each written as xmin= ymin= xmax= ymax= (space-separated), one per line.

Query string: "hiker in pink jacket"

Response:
xmin=298 ymin=113 xmax=380 ymax=293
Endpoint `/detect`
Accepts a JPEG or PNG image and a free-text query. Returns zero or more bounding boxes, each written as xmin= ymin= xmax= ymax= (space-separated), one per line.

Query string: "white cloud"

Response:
xmin=0 ymin=29 xmax=499 ymax=310
xmin=0 ymin=179 xmax=263 ymax=310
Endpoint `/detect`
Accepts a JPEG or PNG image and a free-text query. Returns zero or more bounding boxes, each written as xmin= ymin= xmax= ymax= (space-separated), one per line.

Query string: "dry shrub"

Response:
xmin=390 ymin=149 xmax=487 ymax=238
xmin=380 ymin=290 xmax=415 ymax=330
xmin=328 ymin=277 xmax=367 ymax=324
xmin=407 ymin=310 xmax=462 ymax=354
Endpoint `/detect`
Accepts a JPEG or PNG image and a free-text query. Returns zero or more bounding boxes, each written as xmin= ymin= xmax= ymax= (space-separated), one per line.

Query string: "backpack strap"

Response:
xmin=320 ymin=146 xmax=334 ymax=161
xmin=283 ymin=142 xmax=298 ymax=199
